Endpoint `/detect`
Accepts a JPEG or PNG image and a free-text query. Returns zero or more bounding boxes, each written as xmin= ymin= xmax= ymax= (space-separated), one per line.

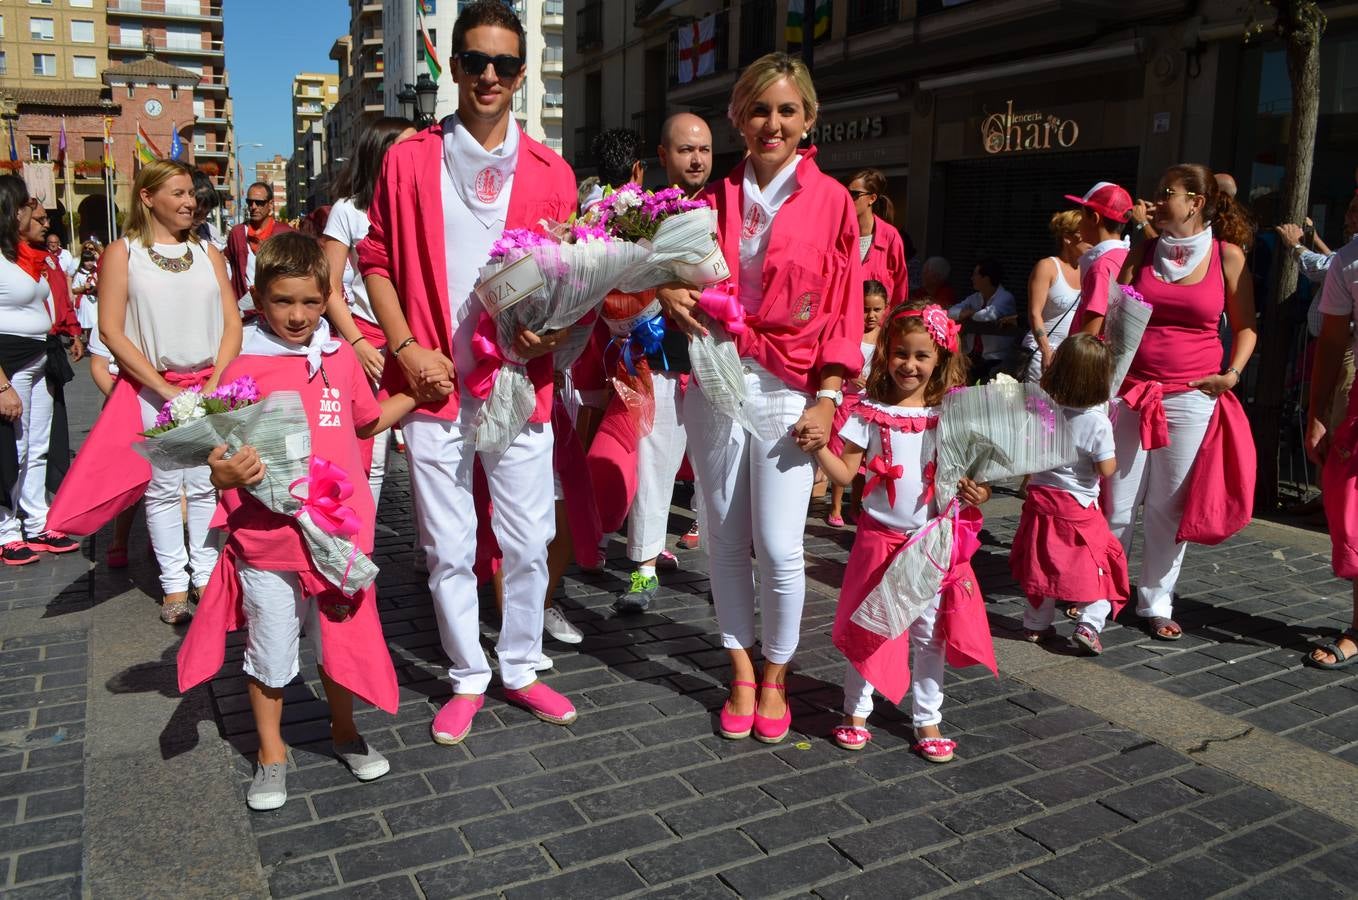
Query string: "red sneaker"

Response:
xmin=26 ymin=532 xmax=79 ymax=554
xmin=1 ymin=542 xmax=38 ymax=566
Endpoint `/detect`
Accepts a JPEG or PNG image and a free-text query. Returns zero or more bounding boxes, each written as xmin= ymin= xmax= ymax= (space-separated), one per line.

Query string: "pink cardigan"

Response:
xmin=704 ymin=148 xmax=866 ymax=391
xmin=861 ymin=215 xmax=909 ymax=306
xmin=356 ymin=123 xmax=576 ymax=422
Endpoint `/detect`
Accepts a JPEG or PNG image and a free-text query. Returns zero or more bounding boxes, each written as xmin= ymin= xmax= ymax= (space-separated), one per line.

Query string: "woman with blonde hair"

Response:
xmin=58 ymin=159 xmax=240 ymax=623
xmin=658 ymin=52 xmax=863 ymax=743
xmin=1019 ymin=209 xmax=1088 ymax=381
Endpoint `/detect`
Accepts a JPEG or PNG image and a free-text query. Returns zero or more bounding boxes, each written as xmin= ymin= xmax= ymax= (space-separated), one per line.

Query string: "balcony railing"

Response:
xmin=107 ymin=0 xmax=223 ymax=19
xmin=577 ymin=2 xmax=604 ymax=53
xmin=846 ymin=0 xmax=900 ymax=33
xmin=542 ymin=46 xmax=564 ymax=72
xmin=112 ymin=36 xmax=225 ymax=55
xmin=668 ymin=9 xmax=730 ymax=86
xmin=631 ymin=110 xmax=663 ymax=150
xmin=739 ymin=0 xmax=777 ymax=67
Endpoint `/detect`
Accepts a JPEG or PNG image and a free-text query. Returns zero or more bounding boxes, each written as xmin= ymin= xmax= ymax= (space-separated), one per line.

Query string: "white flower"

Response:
xmin=169 ymin=390 xmax=205 ymax=424
xmin=990 ymin=372 xmax=1018 ymax=386
xmin=609 ymin=189 xmax=641 ymax=213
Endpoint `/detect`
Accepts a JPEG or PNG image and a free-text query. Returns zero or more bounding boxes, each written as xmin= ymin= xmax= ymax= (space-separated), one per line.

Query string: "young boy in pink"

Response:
xmin=177 ymin=233 xmax=446 ymax=811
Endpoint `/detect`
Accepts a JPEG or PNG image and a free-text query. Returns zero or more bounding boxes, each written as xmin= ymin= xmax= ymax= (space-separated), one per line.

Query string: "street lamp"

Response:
xmin=397 ymin=83 xmax=418 ymax=122
xmin=414 ymin=74 xmax=439 ymax=128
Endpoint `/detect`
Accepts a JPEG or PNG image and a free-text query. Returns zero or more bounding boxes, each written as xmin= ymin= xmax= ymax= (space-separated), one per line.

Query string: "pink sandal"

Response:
xmin=719 ymin=680 xmax=757 ymax=739
xmin=832 ymin=724 xmax=871 ymax=751
xmin=912 ymin=735 xmax=956 ymax=763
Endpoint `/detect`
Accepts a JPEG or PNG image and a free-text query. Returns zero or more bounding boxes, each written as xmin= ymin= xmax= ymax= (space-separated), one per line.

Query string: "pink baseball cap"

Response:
xmin=1064 ymin=182 xmax=1133 ymax=222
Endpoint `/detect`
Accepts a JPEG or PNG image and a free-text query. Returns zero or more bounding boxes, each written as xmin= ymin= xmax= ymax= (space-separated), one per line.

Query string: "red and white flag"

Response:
xmin=677 ymin=14 xmax=716 ymax=84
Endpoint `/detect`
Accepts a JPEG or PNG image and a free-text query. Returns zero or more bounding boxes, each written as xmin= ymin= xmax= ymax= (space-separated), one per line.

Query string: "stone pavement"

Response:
xmin=0 ymin=369 xmax=1356 ymax=898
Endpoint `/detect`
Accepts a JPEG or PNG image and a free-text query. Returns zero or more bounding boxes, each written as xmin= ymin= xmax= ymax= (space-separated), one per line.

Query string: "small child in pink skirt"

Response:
xmin=1010 ymin=334 xmax=1130 ymax=655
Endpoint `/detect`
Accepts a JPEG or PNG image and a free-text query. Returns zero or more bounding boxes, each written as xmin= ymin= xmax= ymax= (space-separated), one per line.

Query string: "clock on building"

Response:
xmin=144 ymin=98 xmax=163 ymax=118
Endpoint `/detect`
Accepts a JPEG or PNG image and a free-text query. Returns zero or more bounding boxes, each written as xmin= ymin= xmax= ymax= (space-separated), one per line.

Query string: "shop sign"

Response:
xmin=810 ymin=115 xmax=884 ymax=144
xmin=981 ymin=100 xmax=1079 ymax=154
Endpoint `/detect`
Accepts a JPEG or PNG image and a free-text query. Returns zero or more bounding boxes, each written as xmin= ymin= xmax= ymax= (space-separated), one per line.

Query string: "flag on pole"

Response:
xmin=677 ymin=15 xmax=716 ymax=84
xmin=7 ymin=120 xmax=17 ymax=163
xmin=417 ymin=7 xmax=442 ymax=80
xmin=102 ymin=115 xmax=115 ymax=171
xmin=56 ymin=117 xmax=68 ymax=173
xmin=135 ymin=122 xmax=161 ymax=166
xmin=169 ymin=122 xmax=183 ymax=161
xmin=786 ymin=0 xmax=830 ymax=45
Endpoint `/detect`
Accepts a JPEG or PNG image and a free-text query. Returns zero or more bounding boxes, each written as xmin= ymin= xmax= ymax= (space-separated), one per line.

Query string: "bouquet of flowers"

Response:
xmin=850 ymin=380 xmax=1076 ymax=642
xmin=135 ymin=378 xmax=378 ymax=597
xmin=586 ymin=184 xmax=728 ymax=292
xmin=471 ymin=225 xmax=650 ymax=452
xmin=1104 ymin=284 xmax=1153 ymax=393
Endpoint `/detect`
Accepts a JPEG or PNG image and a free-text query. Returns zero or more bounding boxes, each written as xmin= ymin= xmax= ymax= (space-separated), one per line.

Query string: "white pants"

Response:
xmin=1105 ymin=390 xmax=1215 ymax=620
xmin=1024 ymin=597 xmax=1112 ymax=633
xmin=841 ymin=595 xmax=945 ymax=727
xmin=685 ymin=362 xmax=812 ymax=664
xmin=403 ymin=405 xmax=554 ymax=694
xmin=239 ymin=566 xmax=323 ymax=688
xmin=138 ymin=386 xmax=219 ymax=594
xmin=0 ymin=354 xmax=51 ymax=543
xmin=628 ymin=370 xmax=688 ymax=562
xmin=368 ymin=426 xmax=390 ymax=505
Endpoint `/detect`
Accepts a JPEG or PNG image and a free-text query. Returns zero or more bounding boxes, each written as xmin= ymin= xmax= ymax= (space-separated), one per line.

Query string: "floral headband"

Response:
xmin=892 ymin=304 xmax=961 ymax=354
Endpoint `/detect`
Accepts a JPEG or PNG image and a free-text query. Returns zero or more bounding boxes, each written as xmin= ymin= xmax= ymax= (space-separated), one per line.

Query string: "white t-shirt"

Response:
xmin=441 ymin=116 xmax=515 ymax=392
xmin=859 ymin=340 xmax=875 ymax=382
xmin=858 ymin=233 xmax=873 ymax=263
xmin=1029 ymin=404 xmax=1115 ymax=506
xmin=948 ymin=286 xmax=1017 ymax=360
xmin=323 ymin=198 xmax=374 ymax=324
xmin=0 ymin=256 xmax=52 ymax=339
xmin=837 ymin=399 xmax=938 ymax=533
xmin=738 ymin=155 xmax=802 ymax=315
xmin=1318 ymin=235 xmax=1358 ymax=357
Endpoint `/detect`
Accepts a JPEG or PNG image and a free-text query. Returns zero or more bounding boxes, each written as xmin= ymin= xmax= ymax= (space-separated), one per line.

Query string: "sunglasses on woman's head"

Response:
xmin=1155 ymin=188 xmax=1198 ymax=201
xmin=455 ymin=50 xmax=524 ymax=79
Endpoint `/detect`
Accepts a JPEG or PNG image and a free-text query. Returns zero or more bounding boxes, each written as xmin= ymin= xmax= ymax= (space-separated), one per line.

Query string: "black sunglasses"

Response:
xmin=848 ymin=190 xmax=873 ymax=200
xmin=455 ymin=50 xmax=524 ymax=79
xmin=245 ymin=198 xmax=270 ymax=207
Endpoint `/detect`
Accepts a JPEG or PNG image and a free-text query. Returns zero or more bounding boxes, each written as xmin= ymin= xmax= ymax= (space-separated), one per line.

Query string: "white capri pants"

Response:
xmin=628 ymin=370 xmax=688 ymax=562
xmin=402 ymin=404 xmax=555 ymax=694
xmin=842 ymin=595 xmax=945 ymax=727
xmin=1105 ymin=390 xmax=1215 ymax=620
xmin=0 ymin=353 xmax=52 ymax=544
xmin=137 ymin=385 xmax=218 ymax=594
xmin=685 ymin=361 xmax=813 ymax=664
xmin=239 ymin=565 xmax=323 ymax=688
xmin=1024 ymin=597 xmax=1113 ymax=633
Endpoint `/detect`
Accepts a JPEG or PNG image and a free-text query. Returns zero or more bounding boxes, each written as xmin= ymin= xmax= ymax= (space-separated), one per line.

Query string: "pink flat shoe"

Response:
xmin=431 ymin=694 xmax=484 ymax=746
xmin=913 ymin=735 xmax=956 ymax=764
xmin=504 ymin=680 xmax=577 ymax=725
xmin=753 ymin=682 xmax=791 ymax=744
xmin=826 ymin=514 xmax=846 ymax=528
xmin=832 ymin=724 xmax=871 ymax=751
xmin=719 ymin=680 xmax=756 ymax=739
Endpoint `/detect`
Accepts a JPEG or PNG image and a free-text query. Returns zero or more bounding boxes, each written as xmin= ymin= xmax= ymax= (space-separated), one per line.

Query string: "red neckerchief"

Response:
xmin=246 ymin=217 xmax=276 ymax=253
xmin=15 ymin=242 xmax=48 ymax=282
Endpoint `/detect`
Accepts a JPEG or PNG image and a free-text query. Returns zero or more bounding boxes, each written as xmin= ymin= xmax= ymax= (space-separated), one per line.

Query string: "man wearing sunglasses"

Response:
xmin=359 ymin=0 xmax=580 ymax=745
xmin=225 ymin=181 xmax=292 ymax=304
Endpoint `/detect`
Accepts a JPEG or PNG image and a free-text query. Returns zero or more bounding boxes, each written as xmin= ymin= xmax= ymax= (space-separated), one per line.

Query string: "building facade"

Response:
xmin=254 ymin=154 xmax=287 ymax=212
xmin=286 ymin=71 xmax=337 ymax=216
xmin=382 ymin=0 xmax=564 ymax=152
xmin=104 ymin=0 xmax=236 ymax=216
xmin=567 ymin=0 xmax=1358 ymax=303
xmin=0 ymin=0 xmax=110 ymax=92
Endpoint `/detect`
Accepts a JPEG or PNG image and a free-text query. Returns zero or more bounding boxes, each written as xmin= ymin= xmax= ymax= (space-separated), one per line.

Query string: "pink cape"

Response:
xmin=832 ymin=509 xmax=997 ymax=705
xmin=552 ymin=397 xmax=604 ymax=568
xmin=47 ymin=370 xmax=211 ymax=537
xmin=176 ymin=543 xmax=399 ymax=714
xmin=1010 ymin=486 xmax=1129 ymax=615
xmin=1323 ymin=389 xmax=1358 ymax=579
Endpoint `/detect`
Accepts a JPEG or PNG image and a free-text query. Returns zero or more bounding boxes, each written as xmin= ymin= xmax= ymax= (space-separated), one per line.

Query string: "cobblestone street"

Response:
xmin=0 ymin=371 xmax=1355 ymax=898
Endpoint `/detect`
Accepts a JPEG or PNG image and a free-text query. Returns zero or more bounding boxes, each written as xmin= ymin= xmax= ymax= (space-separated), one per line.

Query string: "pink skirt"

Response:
xmin=1323 ymin=391 xmax=1358 ymax=579
xmin=1010 ymin=486 xmax=1129 ymax=614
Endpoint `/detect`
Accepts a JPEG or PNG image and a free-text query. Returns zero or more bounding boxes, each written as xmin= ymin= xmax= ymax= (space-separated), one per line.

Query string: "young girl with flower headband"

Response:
xmin=1009 ymin=334 xmax=1130 ymax=655
xmin=806 ymin=304 xmax=994 ymax=763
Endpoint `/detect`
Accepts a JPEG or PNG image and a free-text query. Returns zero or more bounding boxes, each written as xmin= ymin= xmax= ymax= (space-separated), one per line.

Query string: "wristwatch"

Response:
xmin=815 ymin=389 xmax=844 ymax=407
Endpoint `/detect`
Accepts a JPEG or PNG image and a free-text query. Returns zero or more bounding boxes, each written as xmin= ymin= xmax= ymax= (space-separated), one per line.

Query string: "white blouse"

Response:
xmin=0 ymin=255 xmax=52 ymax=339
xmin=124 ymin=239 xmax=224 ymax=373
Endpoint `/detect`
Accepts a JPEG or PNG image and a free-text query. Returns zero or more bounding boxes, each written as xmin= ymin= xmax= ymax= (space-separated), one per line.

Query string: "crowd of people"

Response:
xmin=0 ymin=0 xmax=1353 ymax=816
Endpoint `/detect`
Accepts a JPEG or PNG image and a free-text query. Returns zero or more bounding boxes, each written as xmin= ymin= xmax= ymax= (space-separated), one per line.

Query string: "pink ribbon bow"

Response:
xmin=697 ymin=283 xmax=746 ymax=335
xmin=289 ymin=457 xmax=362 ymax=538
xmin=1122 ymin=380 xmax=1168 ymax=450
xmin=466 ymin=311 xmax=506 ymax=400
xmin=921 ymin=460 xmax=937 ymax=507
xmin=864 ymin=456 xmax=903 ymax=507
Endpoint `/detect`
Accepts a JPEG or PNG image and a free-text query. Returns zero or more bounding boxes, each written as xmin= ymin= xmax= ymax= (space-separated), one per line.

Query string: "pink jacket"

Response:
xmin=705 ymin=148 xmax=865 ymax=391
xmin=861 ymin=215 xmax=909 ymax=306
xmin=356 ymin=123 xmax=576 ymax=421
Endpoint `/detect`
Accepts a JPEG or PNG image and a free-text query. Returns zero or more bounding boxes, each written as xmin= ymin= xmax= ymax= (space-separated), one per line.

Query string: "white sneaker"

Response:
xmin=543 ymin=606 xmax=583 ymax=644
xmin=533 ymin=651 xmax=554 ymax=672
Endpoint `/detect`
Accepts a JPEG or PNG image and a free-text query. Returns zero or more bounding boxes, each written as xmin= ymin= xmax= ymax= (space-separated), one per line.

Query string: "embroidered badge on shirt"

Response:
xmin=474 ymin=167 xmax=505 ymax=204
xmin=742 ymin=205 xmax=766 ymax=240
xmin=793 ymin=291 xmax=818 ymax=321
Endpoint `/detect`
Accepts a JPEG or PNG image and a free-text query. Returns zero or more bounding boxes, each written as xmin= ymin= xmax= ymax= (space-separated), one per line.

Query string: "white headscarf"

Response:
xmin=443 ymin=113 xmax=519 ymax=229
xmin=240 ymin=316 xmax=340 ymax=380
xmin=1153 ymin=227 xmax=1214 ymax=283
